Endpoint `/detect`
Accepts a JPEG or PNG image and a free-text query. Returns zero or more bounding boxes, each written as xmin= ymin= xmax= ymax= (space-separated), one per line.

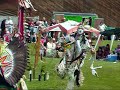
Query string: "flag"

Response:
xmin=18 ymin=0 xmax=26 ymax=7
xmin=18 ymin=0 xmax=30 ymax=8
xmin=18 ymin=0 xmax=37 ymax=11
xmin=18 ymin=7 xmax=24 ymax=40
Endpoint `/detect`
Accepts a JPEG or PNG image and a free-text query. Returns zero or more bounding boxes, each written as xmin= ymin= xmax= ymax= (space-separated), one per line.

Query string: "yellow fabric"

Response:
xmin=0 ymin=43 xmax=7 ymax=56
xmin=64 ymin=42 xmax=72 ymax=49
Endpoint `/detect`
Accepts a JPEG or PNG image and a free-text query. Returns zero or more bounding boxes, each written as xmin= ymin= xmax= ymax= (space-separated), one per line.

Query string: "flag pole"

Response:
xmin=33 ymin=30 xmax=41 ymax=79
xmin=94 ymin=34 xmax=101 ymax=49
xmin=110 ymin=35 xmax=115 ymax=51
xmin=89 ymin=34 xmax=101 ymax=60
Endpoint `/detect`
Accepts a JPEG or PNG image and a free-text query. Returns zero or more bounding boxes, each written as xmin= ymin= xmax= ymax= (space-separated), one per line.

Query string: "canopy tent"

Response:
xmin=60 ymin=20 xmax=80 ymax=34
xmin=45 ymin=20 xmax=100 ymax=36
xmin=49 ymin=27 xmax=61 ymax=32
xmin=45 ymin=20 xmax=80 ymax=34
xmin=100 ymin=27 xmax=120 ymax=36
xmin=83 ymin=25 xmax=100 ymax=36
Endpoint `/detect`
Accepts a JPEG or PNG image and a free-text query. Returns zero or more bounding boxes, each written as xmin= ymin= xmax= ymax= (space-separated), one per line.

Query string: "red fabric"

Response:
xmin=5 ymin=36 xmax=9 ymax=42
xmin=67 ymin=26 xmax=79 ymax=34
xmin=18 ymin=7 xmax=24 ymax=40
xmin=45 ymin=24 xmax=60 ymax=32
xmin=40 ymin=39 xmax=44 ymax=44
xmin=4 ymin=34 xmax=11 ymax=42
xmin=90 ymin=27 xmax=100 ymax=36
xmin=84 ymin=27 xmax=100 ymax=36
xmin=28 ymin=21 xmax=34 ymax=26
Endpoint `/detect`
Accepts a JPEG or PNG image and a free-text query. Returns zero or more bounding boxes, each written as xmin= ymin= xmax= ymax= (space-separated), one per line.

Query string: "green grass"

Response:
xmin=25 ymin=40 xmax=120 ymax=90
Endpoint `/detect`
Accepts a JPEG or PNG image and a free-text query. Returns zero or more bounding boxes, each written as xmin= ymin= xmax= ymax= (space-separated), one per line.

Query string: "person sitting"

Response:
xmin=40 ymin=37 xmax=46 ymax=60
xmin=46 ymin=37 xmax=56 ymax=57
xmin=96 ymin=47 xmax=104 ymax=60
xmin=115 ymin=45 xmax=120 ymax=61
xmin=104 ymin=44 xmax=110 ymax=58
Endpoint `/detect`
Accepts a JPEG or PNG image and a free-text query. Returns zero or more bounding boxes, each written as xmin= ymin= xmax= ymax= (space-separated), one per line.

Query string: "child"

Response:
xmin=32 ymin=32 xmax=36 ymax=43
xmin=40 ymin=39 xmax=46 ymax=60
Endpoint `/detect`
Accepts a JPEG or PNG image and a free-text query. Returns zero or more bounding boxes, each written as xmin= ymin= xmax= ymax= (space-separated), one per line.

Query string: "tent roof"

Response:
xmin=101 ymin=27 xmax=120 ymax=36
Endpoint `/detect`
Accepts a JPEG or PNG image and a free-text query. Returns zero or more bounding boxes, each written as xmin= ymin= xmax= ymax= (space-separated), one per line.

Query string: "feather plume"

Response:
xmin=1 ymin=37 xmax=29 ymax=86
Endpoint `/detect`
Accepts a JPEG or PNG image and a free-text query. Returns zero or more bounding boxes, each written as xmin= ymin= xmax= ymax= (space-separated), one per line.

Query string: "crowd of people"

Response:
xmin=96 ymin=44 xmax=120 ymax=61
xmin=0 ymin=16 xmax=66 ymax=59
xmin=0 ymin=16 xmax=20 ymax=43
xmin=24 ymin=17 xmax=69 ymax=58
xmin=0 ymin=16 xmax=120 ymax=61
xmin=96 ymin=44 xmax=110 ymax=60
xmin=24 ymin=17 xmax=65 ymax=43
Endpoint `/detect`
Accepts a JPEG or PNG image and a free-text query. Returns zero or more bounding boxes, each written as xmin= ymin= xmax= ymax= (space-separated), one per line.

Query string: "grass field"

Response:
xmin=25 ymin=40 xmax=120 ymax=90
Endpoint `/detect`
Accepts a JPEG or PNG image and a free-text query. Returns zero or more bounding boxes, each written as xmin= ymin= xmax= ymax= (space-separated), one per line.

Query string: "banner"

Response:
xmin=18 ymin=7 xmax=24 ymax=39
xmin=64 ymin=15 xmax=82 ymax=22
xmin=110 ymin=35 xmax=115 ymax=51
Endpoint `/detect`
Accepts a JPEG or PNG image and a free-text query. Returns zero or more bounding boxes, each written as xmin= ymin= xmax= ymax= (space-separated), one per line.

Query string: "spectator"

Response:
xmin=32 ymin=32 xmax=36 ymax=43
xmin=50 ymin=19 xmax=56 ymax=26
xmin=0 ymin=19 xmax=6 ymax=39
xmin=88 ymin=17 xmax=92 ymax=26
xmin=42 ymin=33 xmax=47 ymax=46
xmin=101 ymin=47 xmax=106 ymax=58
xmin=56 ymin=20 xmax=60 ymax=24
xmin=96 ymin=47 xmax=104 ymax=60
xmin=33 ymin=18 xmax=39 ymax=34
xmin=43 ymin=17 xmax=48 ymax=27
xmin=115 ymin=45 xmax=120 ymax=61
xmin=34 ymin=18 xmax=39 ymax=26
xmin=49 ymin=19 xmax=56 ymax=38
xmin=13 ymin=28 xmax=20 ymax=37
xmin=5 ymin=16 xmax=14 ymax=33
xmin=46 ymin=37 xmax=56 ymax=57
xmin=40 ymin=37 xmax=46 ymax=59
xmin=28 ymin=19 xmax=34 ymax=35
xmin=98 ymin=21 xmax=107 ymax=32
xmin=61 ymin=18 xmax=66 ymax=23
xmin=104 ymin=44 xmax=110 ymax=58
